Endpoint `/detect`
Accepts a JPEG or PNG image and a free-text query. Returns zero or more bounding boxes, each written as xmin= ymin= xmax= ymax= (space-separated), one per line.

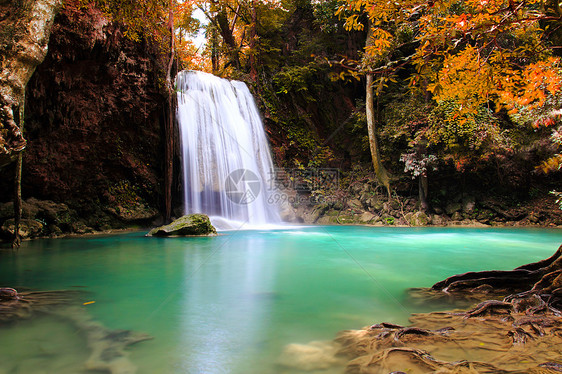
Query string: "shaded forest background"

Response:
xmin=1 ymin=0 xmax=561 ymax=238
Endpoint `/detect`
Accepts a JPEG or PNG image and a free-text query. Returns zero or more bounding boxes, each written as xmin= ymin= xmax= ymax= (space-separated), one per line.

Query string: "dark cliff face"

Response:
xmin=1 ymin=4 xmax=167 ymax=218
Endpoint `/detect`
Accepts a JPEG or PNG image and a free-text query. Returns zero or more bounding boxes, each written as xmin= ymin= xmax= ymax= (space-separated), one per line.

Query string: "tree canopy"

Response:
xmin=337 ymin=0 xmax=562 ymax=114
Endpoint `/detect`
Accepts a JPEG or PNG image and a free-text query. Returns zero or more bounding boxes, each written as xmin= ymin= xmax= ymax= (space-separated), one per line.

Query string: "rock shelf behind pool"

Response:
xmin=147 ymin=214 xmax=217 ymax=237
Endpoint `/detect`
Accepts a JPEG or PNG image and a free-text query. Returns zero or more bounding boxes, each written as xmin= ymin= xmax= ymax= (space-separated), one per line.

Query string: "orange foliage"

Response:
xmin=338 ymin=0 xmax=562 ymax=119
xmin=537 ymin=154 xmax=562 ymax=173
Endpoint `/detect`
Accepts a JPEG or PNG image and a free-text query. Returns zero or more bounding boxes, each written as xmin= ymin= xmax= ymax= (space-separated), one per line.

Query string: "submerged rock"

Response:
xmin=278 ymin=340 xmax=345 ymax=371
xmin=147 ymin=214 xmax=217 ymax=237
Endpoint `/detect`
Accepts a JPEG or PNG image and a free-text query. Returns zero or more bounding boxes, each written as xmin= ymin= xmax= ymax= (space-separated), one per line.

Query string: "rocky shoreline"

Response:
xmin=0 ymin=197 xmax=160 ymax=244
xmin=288 ymin=183 xmax=562 ymax=228
xmin=2 ymin=189 xmax=561 ymax=245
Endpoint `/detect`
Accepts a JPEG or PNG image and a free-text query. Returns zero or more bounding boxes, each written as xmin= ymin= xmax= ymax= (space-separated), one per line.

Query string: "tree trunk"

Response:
xmin=164 ymin=0 xmax=176 ymax=222
xmin=249 ymin=0 xmax=258 ymax=82
xmin=211 ymin=26 xmax=220 ymax=74
xmin=366 ymin=72 xmax=391 ymax=198
xmin=365 ymin=24 xmax=391 ymax=198
xmin=541 ymin=0 xmax=562 ymax=56
xmin=0 ymin=0 xmax=61 ymax=248
xmin=365 ymin=24 xmax=391 ymax=197
xmin=215 ymin=8 xmax=240 ymax=69
xmin=0 ymin=0 xmax=62 ymax=167
xmin=12 ymin=100 xmax=24 ymax=249
xmin=418 ymin=174 xmax=429 ymax=212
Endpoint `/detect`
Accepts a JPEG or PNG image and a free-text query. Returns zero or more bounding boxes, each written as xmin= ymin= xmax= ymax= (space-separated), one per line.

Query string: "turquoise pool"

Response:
xmin=1 ymin=226 xmax=560 ymax=373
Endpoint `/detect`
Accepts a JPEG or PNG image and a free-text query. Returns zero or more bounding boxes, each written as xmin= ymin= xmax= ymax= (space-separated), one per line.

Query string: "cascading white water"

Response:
xmin=176 ymin=70 xmax=282 ymax=229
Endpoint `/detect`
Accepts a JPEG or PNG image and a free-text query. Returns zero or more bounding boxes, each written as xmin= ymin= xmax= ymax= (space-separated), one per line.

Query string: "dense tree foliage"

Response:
xmin=336 ymin=0 xmax=562 ymax=167
xmin=4 ymin=0 xmax=560 ymax=224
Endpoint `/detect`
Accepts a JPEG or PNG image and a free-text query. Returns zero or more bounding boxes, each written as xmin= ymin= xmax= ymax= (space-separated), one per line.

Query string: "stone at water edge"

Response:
xmin=147 ymin=214 xmax=217 ymax=237
xmin=1 ymin=218 xmax=43 ymax=239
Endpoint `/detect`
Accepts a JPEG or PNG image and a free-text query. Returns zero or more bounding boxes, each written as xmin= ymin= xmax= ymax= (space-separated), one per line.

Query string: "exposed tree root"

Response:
xmin=430 ymin=245 xmax=562 ymax=304
xmin=326 ymin=245 xmax=562 ymax=373
xmin=463 ymin=300 xmax=512 ymax=318
xmin=0 ymin=288 xmax=81 ymax=323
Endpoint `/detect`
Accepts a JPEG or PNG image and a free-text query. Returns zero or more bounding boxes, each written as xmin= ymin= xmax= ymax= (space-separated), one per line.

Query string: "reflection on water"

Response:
xmin=0 ymin=226 xmax=561 ymax=373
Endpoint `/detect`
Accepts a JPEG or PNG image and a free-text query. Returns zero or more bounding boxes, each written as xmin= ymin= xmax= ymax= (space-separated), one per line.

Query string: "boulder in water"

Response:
xmin=147 ymin=214 xmax=217 ymax=237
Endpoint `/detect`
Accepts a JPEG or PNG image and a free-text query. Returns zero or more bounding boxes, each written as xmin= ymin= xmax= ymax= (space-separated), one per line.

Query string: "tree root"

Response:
xmin=0 ymin=288 xmax=81 ymax=323
xmin=464 ymin=300 xmax=512 ymax=318
xmin=332 ymin=245 xmax=562 ymax=373
xmin=425 ymin=245 xmax=562 ymax=309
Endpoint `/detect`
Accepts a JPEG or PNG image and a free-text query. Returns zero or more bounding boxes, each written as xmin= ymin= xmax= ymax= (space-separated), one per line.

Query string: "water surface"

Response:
xmin=1 ymin=226 xmax=561 ymax=373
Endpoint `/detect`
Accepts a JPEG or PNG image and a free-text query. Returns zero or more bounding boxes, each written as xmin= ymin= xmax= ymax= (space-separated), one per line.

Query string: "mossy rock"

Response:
xmin=407 ymin=211 xmax=430 ymax=226
xmin=1 ymin=218 xmax=43 ymax=239
xmin=147 ymin=214 xmax=217 ymax=237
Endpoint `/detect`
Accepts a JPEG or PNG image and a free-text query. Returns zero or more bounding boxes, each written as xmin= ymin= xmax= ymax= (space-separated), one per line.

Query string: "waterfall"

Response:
xmin=176 ymin=71 xmax=282 ymax=229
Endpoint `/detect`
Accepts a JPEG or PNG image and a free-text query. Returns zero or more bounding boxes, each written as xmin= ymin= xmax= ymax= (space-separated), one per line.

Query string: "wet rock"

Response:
xmin=26 ymin=198 xmax=69 ymax=221
xmin=462 ymin=195 xmax=476 ymax=213
xmin=476 ymin=208 xmax=495 ymax=223
xmin=390 ymin=200 xmax=401 ymax=210
xmin=47 ymin=224 xmax=63 ymax=237
xmin=528 ymin=213 xmax=540 ymax=224
xmin=1 ymin=218 xmax=43 ymax=238
xmin=0 ymin=198 xmax=71 ymax=229
xmin=467 ymin=220 xmax=489 ymax=227
xmin=347 ymin=199 xmax=363 ymax=210
xmin=432 ymin=214 xmax=446 ymax=226
xmin=0 ymin=201 xmax=38 ymax=220
xmin=359 ymin=192 xmax=370 ymax=204
xmin=445 ymin=202 xmax=462 ymax=215
xmin=409 ymin=211 xmax=430 ymax=226
xmin=280 ymin=204 xmax=298 ymax=222
xmin=147 ymin=214 xmax=217 ymax=237
xmin=451 ymin=211 xmax=463 ymax=221
xmin=316 ymin=215 xmax=335 ymax=224
xmin=360 ymin=211 xmax=376 ymax=223
xmin=366 ymin=197 xmax=378 ymax=209
xmin=297 ymin=203 xmax=329 ymax=224
xmin=71 ymin=221 xmax=93 ymax=234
